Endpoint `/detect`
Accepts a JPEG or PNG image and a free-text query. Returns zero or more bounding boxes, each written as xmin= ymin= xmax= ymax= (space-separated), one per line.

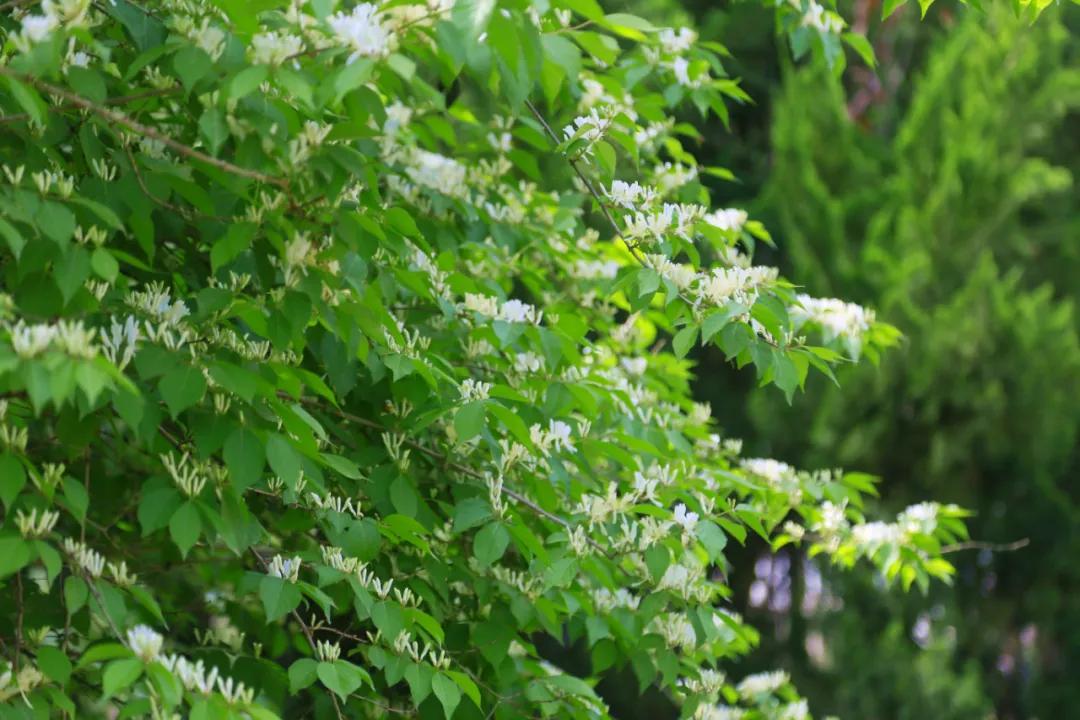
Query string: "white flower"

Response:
xmin=790 ymin=294 xmax=874 ymax=350
xmin=21 ymin=15 xmax=58 ymax=43
xmin=658 ymin=27 xmax=697 ymax=55
xmin=736 ymin=669 xmax=788 ymax=698
xmin=621 ymin=357 xmax=647 ymax=376
xmin=463 ymin=293 xmax=500 ymax=317
xmin=329 ymin=3 xmax=392 ymax=63
xmin=741 ymin=458 xmax=798 ymax=488
xmin=562 ymin=109 xmax=611 ymax=153
xmin=672 ymin=503 xmax=699 ymax=533
xmin=802 ymin=1 xmax=844 ymax=33
xmin=672 ymin=57 xmax=695 ymax=87
xmin=10 ymin=321 xmax=57 ymax=358
xmin=704 ymin=208 xmax=748 ymax=233
xmin=193 ymin=20 xmax=227 ymax=60
xmin=571 ymin=259 xmax=620 ymax=280
xmin=696 ymin=266 xmax=777 ymax=306
xmin=251 ymin=31 xmax=304 ymax=65
xmin=607 ymin=180 xmax=655 ymax=210
xmin=814 ymin=500 xmax=849 ymax=537
xmin=852 ymin=521 xmax=902 ymax=552
xmin=655 ymin=162 xmax=698 ymax=193
xmin=513 ymin=352 xmax=544 ymax=373
xmin=384 ymin=102 xmax=413 ymax=134
xmin=459 ymin=378 xmax=491 ymax=402
xmin=127 ymin=625 xmax=163 ymax=662
xmin=899 ymin=501 xmax=939 ymax=535
xmin=405 ymin=149 xmax=468 ymax=197
xmin=548 ymin=420 xmax=574 ymax=452
xmin=648 ymin=255 xmax=696 ymax=290
xmin=267 ymin=555 xmax=301 ymax=583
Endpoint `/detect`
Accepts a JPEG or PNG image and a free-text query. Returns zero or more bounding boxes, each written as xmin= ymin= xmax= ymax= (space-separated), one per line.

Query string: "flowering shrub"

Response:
xmin=0 ymin=0 xmax=980 ymax=718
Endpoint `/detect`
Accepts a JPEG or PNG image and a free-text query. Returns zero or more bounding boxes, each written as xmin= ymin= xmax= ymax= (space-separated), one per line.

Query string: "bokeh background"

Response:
xmin=609 ymin=1 xmax=1080 ymax=717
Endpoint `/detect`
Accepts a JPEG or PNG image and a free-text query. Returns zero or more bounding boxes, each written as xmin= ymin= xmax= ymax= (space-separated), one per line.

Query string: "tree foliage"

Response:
xmin=744 ymin=4 xmax=1080 ymax=717
xmin=0 ymin=0 xmax=984 ymax=718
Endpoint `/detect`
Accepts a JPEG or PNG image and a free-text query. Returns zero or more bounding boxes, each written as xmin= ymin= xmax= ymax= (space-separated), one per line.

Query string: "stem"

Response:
xmin=0 ymin=67 xmax=289 ymax=189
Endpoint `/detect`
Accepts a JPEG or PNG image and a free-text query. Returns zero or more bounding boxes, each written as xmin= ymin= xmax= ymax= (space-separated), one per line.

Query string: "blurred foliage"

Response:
xmin=708 ymin=2 xmax=1080 ymax=718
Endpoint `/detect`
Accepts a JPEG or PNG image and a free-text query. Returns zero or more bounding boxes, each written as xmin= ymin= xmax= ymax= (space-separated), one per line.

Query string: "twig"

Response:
xmin=0 ymin=87 xmax=180 ymax=125
xmin=14 ymin=573 xmax=24 ymax=672
xmin=249 ymin=549 xmax=347 ymax=720
xmin=523 ymin=99 xmax=646 ymax=265
xmin=941 ymin=538 xmax=1029 ymax=554
xmin=86 ymin=576 xmax=125 ymax=642
xmin=0 ymin=67 xmax=289 ymax=189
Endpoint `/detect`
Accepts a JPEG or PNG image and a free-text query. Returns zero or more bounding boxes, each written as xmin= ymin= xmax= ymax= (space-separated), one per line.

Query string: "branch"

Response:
xmin=249 ymin=549 xmax=347 ymax=720
xmin=524 ymin=99 xmax=646 ymax=265
xmin=941 ymin=538 xmax=1029 ymax=555
xmin=0 ymin=67 xmax=289 ymax=189
xmin=0 ymin=86 xmax=181 ymax=125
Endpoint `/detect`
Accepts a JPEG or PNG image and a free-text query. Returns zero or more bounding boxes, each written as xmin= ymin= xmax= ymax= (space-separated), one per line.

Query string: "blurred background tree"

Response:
xmin=608 ymin=0 xmax=1080 ymax=717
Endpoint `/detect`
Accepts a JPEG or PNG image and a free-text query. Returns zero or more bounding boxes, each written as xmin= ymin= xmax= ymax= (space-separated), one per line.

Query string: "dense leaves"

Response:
xmin=0 ymin=0 xmax=984 ymax=718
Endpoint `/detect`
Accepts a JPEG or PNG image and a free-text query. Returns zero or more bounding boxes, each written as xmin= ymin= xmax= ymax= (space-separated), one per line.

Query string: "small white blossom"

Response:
xmin=329 ymin=3 xmax=392 ymax=63
xmin=658 ymin=27 xmax=697 ymax=55
xmin=672 ymin=503 xmax=699 ymax=533
xmin=127 ymin=625 xmax=163 ymax=662
xmin=704 ymin=208 xmax=748 ymax=233
xmin=250 ymin=31 xmax=304 ymax=66
xmin=737 ymin=669 xmax=788 ymax=698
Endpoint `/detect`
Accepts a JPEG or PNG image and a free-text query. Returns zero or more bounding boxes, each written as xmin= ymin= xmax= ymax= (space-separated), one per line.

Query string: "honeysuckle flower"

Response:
xmin=658 ymin=27 xmax=697 ymax=55
xmin=251 ymin=30 xmax=305 ymax=65
xmin=736 ymin=669 xmax=789 ymax=698
xmin=790 ymin=294 xmax=875 ymax=347
xmin=127 ymin=625 xmax=163 ymax=662
xmin=672 ymin=503 xmax=699 ymax=533
xmin=704 ymin=208 xmax=749 ymax=232
xmin=329 ymin=3 xmax=392 ymax=62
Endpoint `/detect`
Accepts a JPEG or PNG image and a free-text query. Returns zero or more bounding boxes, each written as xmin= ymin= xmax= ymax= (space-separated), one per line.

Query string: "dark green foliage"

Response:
xmin=742 ymin=4 xmax=1080 ymax=717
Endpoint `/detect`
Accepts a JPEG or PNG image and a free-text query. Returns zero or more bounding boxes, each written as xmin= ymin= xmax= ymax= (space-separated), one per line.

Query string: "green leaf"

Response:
xmin=695 ymin=520 xmax=728 ymax=562
xmin=169 ymin=501 xmax=201 ymax=557
xmin=102 ymin=657 xmax=143 ymax=699
xmin=473 ymin=522 xmax=509 ymax=568
xmin=317 ymin=660 xmax=370 ymax=700
xmin=65 ymin=576 xmax=89 ymax=615
xmin=159 ymin=364 xmax=207 ymax=418
xmin=288 ymin=658 xmax=319 ymax=693
xmin=37 ymin=645 xmax=73 ymax=685
xmin=672 ymin=326 xmax=699 ymax=359
xmin=5 ymin=77 xmax=47 ymax=126
xmin=228 ymin=65 xmax=269 ymax=100
xmin=105 ymin=0 xmax=167 ymax=51
xmin=37 ymin=202 xmax=77 ymax=245
xmin=260 ymin=575 xmax=302 ymax=622
xmin=0 ymin=453 xmax=26 ymax=510
xmin=432 ymin=672 xmax=462 ymax=720
xmin=173 ymin=46 xmax=213 ymax=91
xmin=454 ymin=401 xmax=487 ymax=441
xmin=452 ymin=498 xmax=492 ymax=534
xmin=0 ymin=217 xmax=25 ymax=257
xmin=199 ymin=109 xmax=229 ymax=156
xmin=842 ymin=32 xmax=877 ymax=68
xmin=321 ymin=452 xmax=363 ymax=479
xmin=91 ymin=248 xmax=120 ymax=282
xmin=224 ymin=427 xmax=265 ymax=491
xmin=0 ymin=537 xmax=30 ymax=579
xmin=211 ymin=222 xmax=256 ymax=272
xmin=62 ymin=475 xmax=89 ymax=522
xmin=265 ymin=433 xmax=302 ymax=488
